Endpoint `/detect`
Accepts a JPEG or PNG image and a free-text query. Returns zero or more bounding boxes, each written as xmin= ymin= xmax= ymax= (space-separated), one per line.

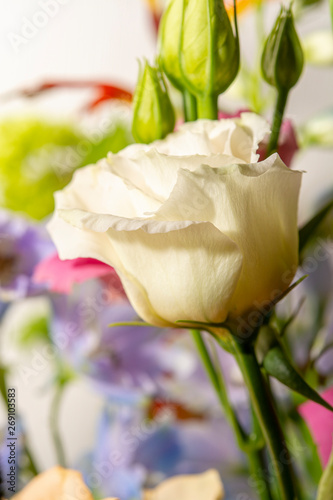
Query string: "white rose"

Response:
xmin=48 ymin=113 xmax=302 ymax=329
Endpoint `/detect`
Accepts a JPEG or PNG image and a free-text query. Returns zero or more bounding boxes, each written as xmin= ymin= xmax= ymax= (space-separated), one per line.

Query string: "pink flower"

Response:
xmin=298 ymin=387 xmax=333 ymax=466
xmin=33 ymin=253 xmax=126 ymax=299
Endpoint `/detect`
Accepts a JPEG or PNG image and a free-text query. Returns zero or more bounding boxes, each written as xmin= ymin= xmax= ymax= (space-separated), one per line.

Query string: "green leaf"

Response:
xmin=263 ymin=345 xmax=333 ymax=412
xmin=299 ymin=198 xmax=333 ymax=255
xmin=316 ymin=446 xmax=333 ymax=500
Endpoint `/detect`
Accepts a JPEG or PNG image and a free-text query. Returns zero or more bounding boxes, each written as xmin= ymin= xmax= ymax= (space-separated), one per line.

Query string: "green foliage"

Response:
xmin=132 ymin=61 xmax=175 ymax=143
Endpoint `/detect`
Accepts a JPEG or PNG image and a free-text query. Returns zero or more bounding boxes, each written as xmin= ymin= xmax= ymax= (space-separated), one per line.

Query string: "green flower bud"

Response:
xmin=132 ymin=61 xmax=176 ymax=144
xmin=261 ymin=6 xmax=304 ymax=91
xmin=180 ymin=0 xmax=239 ymax=97
xmin=158 ymin=0 xmax=185 ymax=90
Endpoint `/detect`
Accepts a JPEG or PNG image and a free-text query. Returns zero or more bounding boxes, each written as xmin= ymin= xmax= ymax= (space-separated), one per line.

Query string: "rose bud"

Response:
xmin=48 ymin=114 xmax=302 ymax=331
xmin=158 ymin=0 xmax=185 ymax=91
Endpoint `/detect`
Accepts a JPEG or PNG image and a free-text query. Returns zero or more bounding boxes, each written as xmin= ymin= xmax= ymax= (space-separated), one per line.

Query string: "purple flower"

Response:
xmin=0 ymin=211 xmax=54 ymax=301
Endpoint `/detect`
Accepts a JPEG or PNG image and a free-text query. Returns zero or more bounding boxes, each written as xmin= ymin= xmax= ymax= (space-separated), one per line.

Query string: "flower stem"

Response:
xmin=231 ymin=338 xmax=297 ymax=500
xmin=266 ymin=88 xmax=288 ymax=157
xmin=197 ymin=94 xmax=218 ymax=119
xmin=50 ymin=383 xmax=67 ymax=467
xmin=191 ymin=330 xmax=274 ymax=500
xmin=183 ymin=90 xmax=197 ymax=121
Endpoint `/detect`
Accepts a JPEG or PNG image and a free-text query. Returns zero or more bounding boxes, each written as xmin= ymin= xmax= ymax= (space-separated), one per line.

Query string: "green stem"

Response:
xmin=50 ymin=383 xmax=67 ymax=467
xmin=197 ymin=94 xmax=218 ymax=119
xmin=183 ymin=90 xmax=197 ymax=121
xmin=232 ymin=338 xmax=297 ymax=500
xmin=266 ymin=88 xmax=289 ymax=157
xmin=191 ymin=330 xmax=274 ymax=500
xmin=24 ymin=442 xmax=39 ymax=476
